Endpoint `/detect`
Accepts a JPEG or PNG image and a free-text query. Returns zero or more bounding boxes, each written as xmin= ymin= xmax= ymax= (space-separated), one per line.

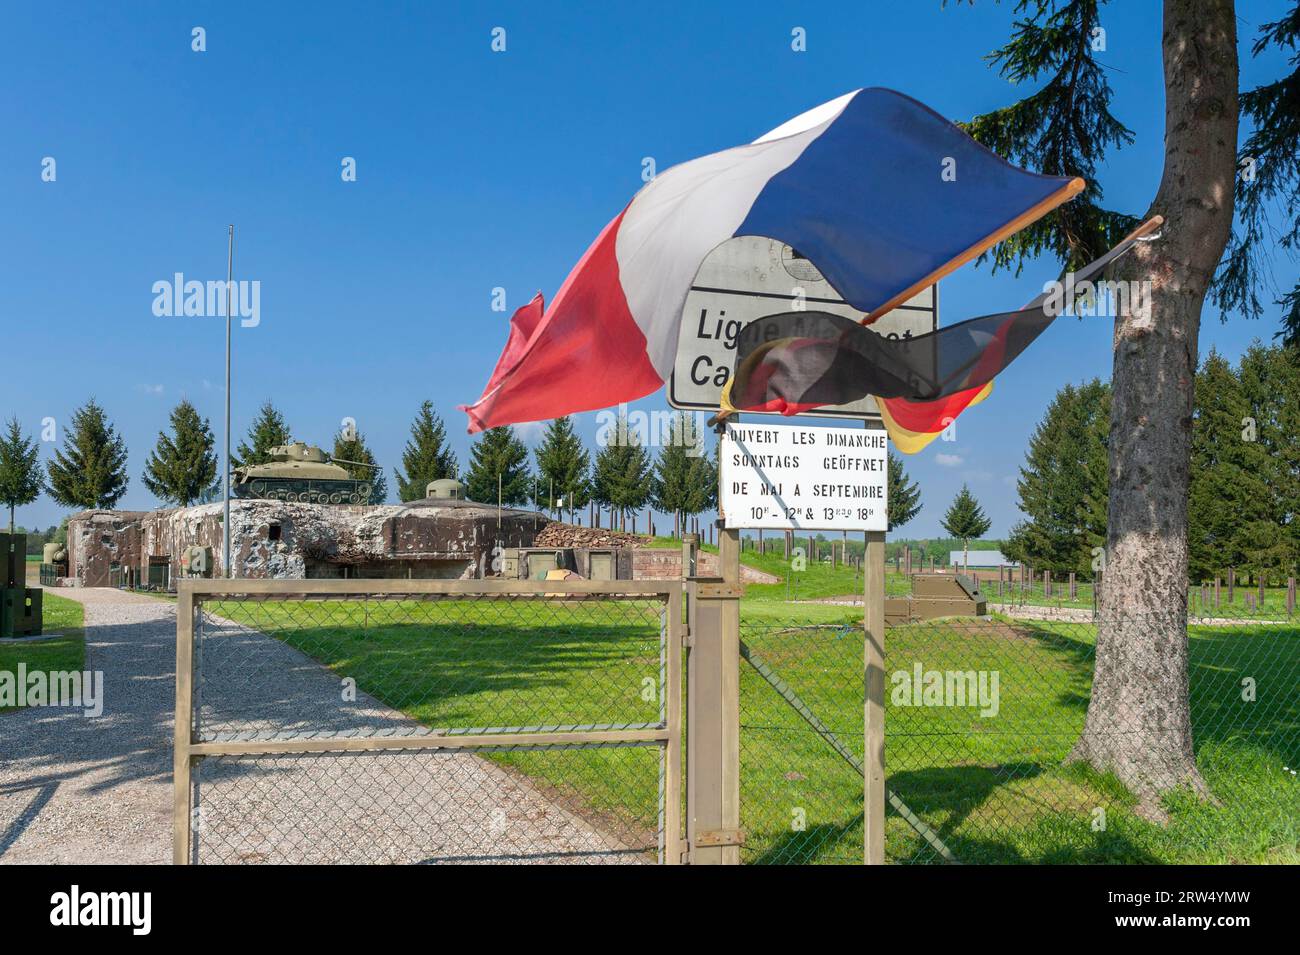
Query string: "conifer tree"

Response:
xmin=682 ymin=422 xmax=718 ymax=519
xmin=1235 ymin=342 xmax=1300 ymax=583
xmin=141 ymin=399 xmax=218 ymax=506
xmin=533 ymin=416 xmax=590 ymax=516
xmin=953 ymin=0 xmax=1243 ymax=810
xmin=1012 ymin=380 xmax=1110 ymax=576
xmin=46 ymin=399 xmax=129 ymax=510
xmin=465 ymin=426 xmax=532 ymax=506
xmin=234 ymin=400 xmax=291 ymax=468
xmin=394 ymin=401 xmax=458 ymax=501
xmin=591 ymin=412 xmax=653 ymax=530
xmin=0 ymin=417 xmax=41 ymax=533
xmin=333 ymin=428 xmax=388 ymax=503
xmin=940 ymin=485 xmax=991 ymax=570
xmin=886 ymin=451 xmax=922 ymax=531
xmin=652 ymin=413 xmax=706 ymax=536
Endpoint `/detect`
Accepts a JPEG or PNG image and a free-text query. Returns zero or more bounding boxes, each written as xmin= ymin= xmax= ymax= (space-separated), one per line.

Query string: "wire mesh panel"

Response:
xmin=740 ymin=610 xmax=1300 ymax=865
xmin=176 ymin=581 xmax=681 ymax=865
xmin=193 ymin=744 xmax=662 ymax=865
xmin=738 ymin=622 xmax=865 ymax=864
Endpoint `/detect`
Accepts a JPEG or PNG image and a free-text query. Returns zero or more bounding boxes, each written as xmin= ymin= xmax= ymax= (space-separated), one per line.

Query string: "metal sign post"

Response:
xmin=863 ymin=419 xmax=887 ymax=865
xmin=716 ymin=415 xmax=890 ymax=864
xmin=222 ymin=225 xmax=234 ymax=579
xmin=675 ymin=241 xmax=916 ymax=866
xmin=686 ymin=454 xmax=744 ymax=864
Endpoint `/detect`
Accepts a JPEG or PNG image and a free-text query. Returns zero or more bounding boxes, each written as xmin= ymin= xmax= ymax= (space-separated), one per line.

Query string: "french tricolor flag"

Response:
xmin=461 ymin=88 xmax=1082 ymax=434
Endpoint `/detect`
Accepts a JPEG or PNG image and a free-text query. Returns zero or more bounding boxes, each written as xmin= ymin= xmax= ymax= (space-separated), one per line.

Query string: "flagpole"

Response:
xmin=223 ymin=225 xmax=233 ymax=579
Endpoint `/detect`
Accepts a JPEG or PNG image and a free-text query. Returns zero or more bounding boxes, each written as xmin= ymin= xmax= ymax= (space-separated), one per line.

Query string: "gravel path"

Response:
xmin=0 ymin=589 xmax=649 ymax=864
xmin=0 ymin=589 xmax=172 ymax=864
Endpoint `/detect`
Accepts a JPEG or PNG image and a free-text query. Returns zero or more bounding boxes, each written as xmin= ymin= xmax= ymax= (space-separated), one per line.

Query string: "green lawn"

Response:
xmin=739 ymin=615 xmax=1300 ymax=864
xmin=209 ymin=592 xmax=1300 ymax=864
xmin=0 ymin=592 xmax=85 ymax=713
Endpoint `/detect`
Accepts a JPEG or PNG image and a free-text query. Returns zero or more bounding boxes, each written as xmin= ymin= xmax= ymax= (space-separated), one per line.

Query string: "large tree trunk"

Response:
xmin=1068 ymin=0 xmax=1238 ymax=821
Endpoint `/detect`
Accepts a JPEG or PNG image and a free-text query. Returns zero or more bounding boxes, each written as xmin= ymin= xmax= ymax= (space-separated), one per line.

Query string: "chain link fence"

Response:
xmin=173 ymin=578 xmax=1296 ymax=865
xmin=177 ymin=581 xmax=681 ymax=865
xmin=983 ymin=572 xmax=1298 ymax=622
xmin=739 ymin=611 xmax=1300 ymax=864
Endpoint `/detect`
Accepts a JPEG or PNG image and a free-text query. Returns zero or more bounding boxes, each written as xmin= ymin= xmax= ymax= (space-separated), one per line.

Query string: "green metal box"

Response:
xmin=1 ymin=586 xmax=42 ymax=638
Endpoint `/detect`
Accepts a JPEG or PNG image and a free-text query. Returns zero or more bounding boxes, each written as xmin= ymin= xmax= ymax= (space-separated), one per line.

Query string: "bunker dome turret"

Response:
xmin=425 ymin=479 xmax=464 ymax=500
xmin=232 ymin=441 xmax=376 ymax=505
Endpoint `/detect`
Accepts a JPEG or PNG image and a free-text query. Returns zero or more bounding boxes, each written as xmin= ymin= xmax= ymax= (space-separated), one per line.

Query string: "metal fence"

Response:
xmin=174 ymin=579 xmax=682 ymax=865
xmin=172 ymin=573 xmax=1297 ymax=865
xmin=983 ymin=572 xmax=1299 ymax=621
xmin=738 ymin=611 xmax=1300 ymax=864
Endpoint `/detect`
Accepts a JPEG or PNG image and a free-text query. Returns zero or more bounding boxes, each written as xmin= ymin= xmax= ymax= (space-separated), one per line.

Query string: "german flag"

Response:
xmin=720 ymin=216 xmax=1162 ymax=452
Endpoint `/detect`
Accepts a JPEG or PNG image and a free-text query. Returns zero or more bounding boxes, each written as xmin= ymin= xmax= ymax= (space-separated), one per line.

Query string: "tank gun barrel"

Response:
xmin=330 ymin=457 xmax=379 ymax=469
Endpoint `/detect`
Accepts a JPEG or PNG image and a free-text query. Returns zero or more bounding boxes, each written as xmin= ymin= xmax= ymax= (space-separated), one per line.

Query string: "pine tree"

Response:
xmin=1217 ymin=8 xmax=1300 ymax=347
xmin=940 ymin=485 xmax=991 ymax=570
xmin=1188 ymin=352 xmax=1253 ymax=581
xmin=591 ymin=412 xmax=653 ymax=529
xmin=233 ymin=400 xmax=291 ymax=469
xmin=141 ymin=399 xmax=218 ymax=506
xmin=533 ymin=416 xmax=590 ymax=516
xmin=332 ymin=428 xmax=388 ymax=504
xmin=465 ymin=426 xmax=532 ymax=506
xmin=886 ymin=451 xmax=922 ymax=531
xmin=0 ymin=417 xmax=42 ymax=533
xmin=1189 ymin=344 xmax=1293 ymax=584
xmin=394 ymin=401 xmax=458 ymax=501
xmin=953 ymin=0 xmax=1242 ymax=811
xmin=1236 ymin=341 xmax=1300 ymax=583
xmin=1013 ymin=380 xmax=1111 ymax=576
xmin=682 ymin=422 xmax=718 ymax=518
xmin=652 ymin=413 xmax=701 ymax=535
xmin=46 ymin=399 xmax=129 ymax=510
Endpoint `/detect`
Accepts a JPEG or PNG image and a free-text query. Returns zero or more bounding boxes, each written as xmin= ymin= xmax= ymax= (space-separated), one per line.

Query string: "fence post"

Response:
xmin=686 ymin=525 xmax=741 ymax=864
xmin=173 ymin=584 xmax=196 ymax=865
xmin=863 ymin=418 xmax=886 ymax=866
xmin=681 ymin=533 xmax=698 ymax=582
xmin=864 ymin=523 xmax=886 ymax=866
xmin=1288 ymin=577 xmax=1295 ymax=616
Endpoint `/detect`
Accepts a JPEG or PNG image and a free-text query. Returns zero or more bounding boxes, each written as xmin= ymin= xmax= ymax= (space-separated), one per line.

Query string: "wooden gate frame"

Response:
xmin=173 ymin=578 xmax=683 ymax=865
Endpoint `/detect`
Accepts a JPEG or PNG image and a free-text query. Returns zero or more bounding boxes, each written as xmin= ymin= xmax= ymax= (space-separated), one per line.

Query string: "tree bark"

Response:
xmin=1068 ymin=0 xmax=1238 ymax=821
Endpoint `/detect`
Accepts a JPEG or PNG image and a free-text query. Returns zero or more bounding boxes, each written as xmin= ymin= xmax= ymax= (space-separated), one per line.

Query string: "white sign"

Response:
xmin=668 ymin=236 xmax=937 ymax=418
xmin=720 ymin=422 xmax=889 ymax=532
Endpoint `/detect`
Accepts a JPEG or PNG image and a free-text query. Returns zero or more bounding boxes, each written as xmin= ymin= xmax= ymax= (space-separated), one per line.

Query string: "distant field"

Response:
xmin=651 ymin=536 xmax=1297 ymax=621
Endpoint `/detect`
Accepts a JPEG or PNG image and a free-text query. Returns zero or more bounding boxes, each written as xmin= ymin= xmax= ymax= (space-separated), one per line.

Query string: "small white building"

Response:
xmin=948 ymin=550 xmax=1018 ymax=569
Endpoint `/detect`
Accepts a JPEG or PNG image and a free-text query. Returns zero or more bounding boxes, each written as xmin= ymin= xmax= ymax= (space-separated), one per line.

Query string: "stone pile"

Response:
xmin=532 ymin=522 xmax=647 ymax=549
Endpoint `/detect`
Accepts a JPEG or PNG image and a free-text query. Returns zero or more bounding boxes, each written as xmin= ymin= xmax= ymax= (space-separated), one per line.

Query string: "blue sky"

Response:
xmin=2 ymin=1 xmax=1296 ymax=538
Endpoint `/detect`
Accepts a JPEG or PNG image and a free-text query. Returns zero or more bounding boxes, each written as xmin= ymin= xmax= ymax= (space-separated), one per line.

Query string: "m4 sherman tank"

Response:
xmin=232 ymin=442 xmax=376 ymax=504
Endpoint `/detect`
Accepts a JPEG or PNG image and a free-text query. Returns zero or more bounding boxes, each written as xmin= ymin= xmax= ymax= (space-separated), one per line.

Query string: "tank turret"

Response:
xmin=232 ymin=441 xmax=376 ymax=504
